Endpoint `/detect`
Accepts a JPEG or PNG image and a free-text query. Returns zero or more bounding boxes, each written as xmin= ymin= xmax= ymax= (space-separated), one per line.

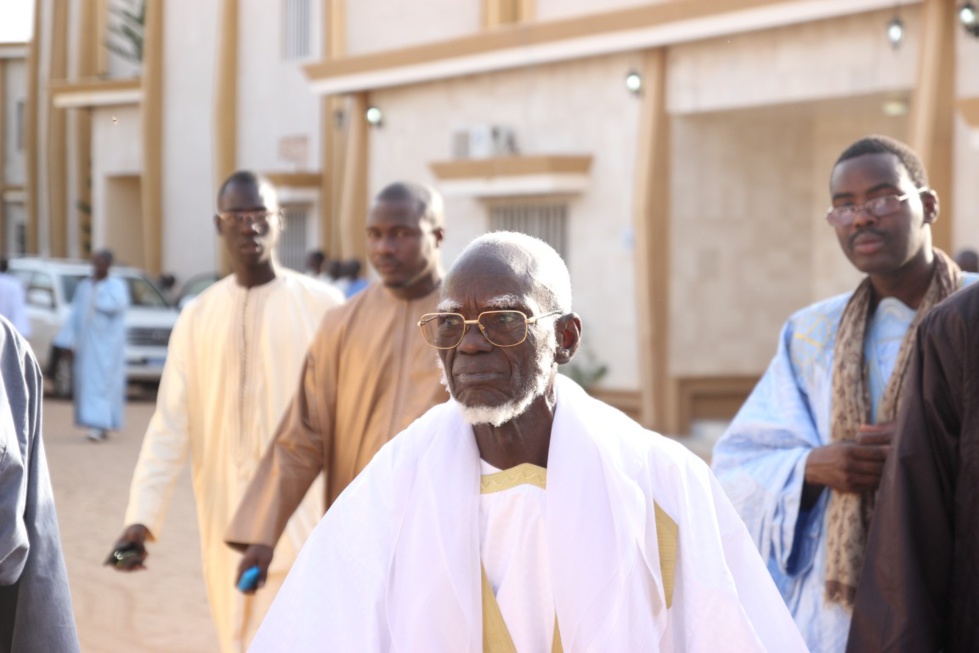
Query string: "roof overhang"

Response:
xmin=303 ymin=0 xmax=914 ymax=96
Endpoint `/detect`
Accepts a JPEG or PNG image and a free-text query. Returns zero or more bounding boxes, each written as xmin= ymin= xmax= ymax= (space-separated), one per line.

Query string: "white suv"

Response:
xmin=7 ymin=257 xmax=179 ymax=397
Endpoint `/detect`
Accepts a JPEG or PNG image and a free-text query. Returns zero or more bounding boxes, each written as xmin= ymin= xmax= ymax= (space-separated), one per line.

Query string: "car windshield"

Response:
xmin=61 ymin=274 xmax=171 ymax=308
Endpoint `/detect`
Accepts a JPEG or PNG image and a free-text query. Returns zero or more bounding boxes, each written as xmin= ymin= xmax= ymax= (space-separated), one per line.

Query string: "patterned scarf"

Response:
xmin=824 ymin=248 xmax=961 ymax=607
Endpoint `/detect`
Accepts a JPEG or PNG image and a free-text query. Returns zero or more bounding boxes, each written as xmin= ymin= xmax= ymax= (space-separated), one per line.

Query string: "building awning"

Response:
xmin=430 ymin=155 xmax=592 ymax=198
xmin=303 ymin=0 xmax=909 ymax=96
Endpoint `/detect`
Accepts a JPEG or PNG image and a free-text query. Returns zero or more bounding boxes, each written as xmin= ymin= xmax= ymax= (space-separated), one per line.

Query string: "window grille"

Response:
xmin=489 ymin=202 xmax=569 ymax=263
xmin=279 ymin=205 xmax=309 ymax=271
xmin=282 ymin=0 xmax=311 ymax=60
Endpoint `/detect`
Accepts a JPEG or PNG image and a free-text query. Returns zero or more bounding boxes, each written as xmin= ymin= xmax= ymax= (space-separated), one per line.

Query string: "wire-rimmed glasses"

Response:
xmin=418 ymin=310 xmax=562 ymax=349
xmin=826 ymin=188 xmax=927 ymax=227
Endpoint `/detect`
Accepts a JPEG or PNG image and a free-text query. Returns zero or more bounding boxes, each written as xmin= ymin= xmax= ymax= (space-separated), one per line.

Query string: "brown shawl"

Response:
xmin=824 ymin=248 xmax=961 ymax=607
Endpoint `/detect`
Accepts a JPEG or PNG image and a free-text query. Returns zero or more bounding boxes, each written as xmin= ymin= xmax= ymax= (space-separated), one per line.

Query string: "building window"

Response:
xmin=15 ymin=100 xmax=24 ymax=151
xmin=282 ymin=0 xmax=311 ymax=60
xmin=279 ymin=204 xmax=309 ymax=271
xmin=488 ymin=202 xmax=569 ymax=263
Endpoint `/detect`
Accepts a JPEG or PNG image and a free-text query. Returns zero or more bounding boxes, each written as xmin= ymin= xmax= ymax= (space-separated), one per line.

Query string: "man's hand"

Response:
xmin=803 ymin=422 xmax=895 ymax=504
xmin=105 ymin=524 xmax=150 ymax=571
xmin=235 ymin=544 xmax=274 ymax=595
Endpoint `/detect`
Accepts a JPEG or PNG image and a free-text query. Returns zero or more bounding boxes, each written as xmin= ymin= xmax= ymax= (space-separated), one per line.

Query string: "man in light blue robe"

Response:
xmin=712 ymin=135 xmax=977 ymax=653
xmin=55 ymin=250 xmax=129 ymax=441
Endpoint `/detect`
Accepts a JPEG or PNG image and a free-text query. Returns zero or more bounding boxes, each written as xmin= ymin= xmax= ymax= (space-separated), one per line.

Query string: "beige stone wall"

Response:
xmin=368 ymin=53 xmax=644 ymax=388
xmin=663 ymin=7 xmax=925 ymax=379
xmin=3 ymin=58 xmax=26 ymax=185
xmin=669 ymin=109 xmax=814 ymax=377
xmin=667 ymin=8 xmax=918 ymax=115
xmin=954 ymin=28 xmax=979 ymax=253
xmin=670 ymin=96 xmax=906 ymax=376
xmin=237 ymin=0 xmax=322 ymax=174
xmin=669 ymin=98 xmax=910 ymax=378
xmin=953 ymin=118 xmax=979 ymax=253
xmin=160 ymin=0 xmax=220 ymax=279
xmin=91 ymin=105 xmax=142 ymax=256
xmin=535 ymin=0 xmax=670 ymax=22
xmin=345 ymin=0 xmax=480 ymax=56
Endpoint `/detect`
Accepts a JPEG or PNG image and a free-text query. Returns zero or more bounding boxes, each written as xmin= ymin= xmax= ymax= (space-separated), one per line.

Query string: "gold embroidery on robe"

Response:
xmin=654 ymin=501 xmax=678 ymax=609
xmin=480 ymin=463 xmax=547 ymax=494
xmin=481 ymin=564 xmax=562 ymax=653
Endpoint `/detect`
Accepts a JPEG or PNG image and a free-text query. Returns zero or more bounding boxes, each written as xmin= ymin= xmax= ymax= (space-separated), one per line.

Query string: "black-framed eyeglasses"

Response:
xmin=216 ymin=209 xmax=280 ymax=229
xmin=826 ymin=188 xmax=926 ymax=228
xmin=418 ymin=310 xmax=562 ymax=350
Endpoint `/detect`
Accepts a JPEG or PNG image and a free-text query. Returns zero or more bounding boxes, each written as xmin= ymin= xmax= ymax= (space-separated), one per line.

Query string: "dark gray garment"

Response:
xmin=0 ymin=316 xmax=79 ymax=652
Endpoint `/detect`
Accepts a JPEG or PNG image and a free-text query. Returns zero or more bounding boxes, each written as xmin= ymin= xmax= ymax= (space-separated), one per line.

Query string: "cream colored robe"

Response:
xmin=251 ymin=376 xmax=809 ymax=652
xmin=123 ymin=270 xmax=343 ymax=653
xmin=225 ymin=281 xmax=448 ymax=550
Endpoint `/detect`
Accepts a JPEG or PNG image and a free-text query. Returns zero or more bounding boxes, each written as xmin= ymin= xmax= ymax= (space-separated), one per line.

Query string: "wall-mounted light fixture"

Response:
xmin=624 ymin=70 xmax=643 ymax=96
xmin=886 ymin=14 xmax=904 ymax=49
xmin=365 ymin=106 xmax=384 ymax=127
xmin=960 ymin=2 xmax=979 ymax=37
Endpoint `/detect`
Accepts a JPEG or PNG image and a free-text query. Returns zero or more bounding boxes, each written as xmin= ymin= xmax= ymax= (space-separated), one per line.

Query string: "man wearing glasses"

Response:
xmin=225 ymin=182 xmax=449 ymax=599
xmin=712 ymin=135 xmax=977 ymax=653
xmin=247 ymin=231 xmax=807 ymax=651
xmin=108 ymin=171 xmax=344 ymax=652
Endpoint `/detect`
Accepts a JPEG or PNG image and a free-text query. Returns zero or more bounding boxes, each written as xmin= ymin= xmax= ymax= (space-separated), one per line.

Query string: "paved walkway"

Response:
xmin=44 ymin=393 xmax=220 ymax=652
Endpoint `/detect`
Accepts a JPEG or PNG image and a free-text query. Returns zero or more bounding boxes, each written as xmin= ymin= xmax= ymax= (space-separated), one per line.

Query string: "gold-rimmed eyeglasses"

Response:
xmin=216 ymin=209 xmax=280 ymax=229
xmin=418 ymin=310 xmax=562 ymax=350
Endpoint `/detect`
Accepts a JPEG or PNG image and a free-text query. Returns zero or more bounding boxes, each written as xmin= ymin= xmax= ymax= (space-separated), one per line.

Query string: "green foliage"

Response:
xmin=105 ymin=0 xmax=146 ymax=64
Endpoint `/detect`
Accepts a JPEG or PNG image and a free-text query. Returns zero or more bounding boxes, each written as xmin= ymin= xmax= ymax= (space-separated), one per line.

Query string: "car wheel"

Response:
xmin=53 ymin=351 xmax=73 ymax=398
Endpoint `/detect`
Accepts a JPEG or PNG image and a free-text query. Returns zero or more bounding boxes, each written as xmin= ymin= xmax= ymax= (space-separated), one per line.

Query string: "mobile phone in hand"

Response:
xmin=238 ymin=565 xmax=261 ymax=592
xmin=105 ymin=542 xmax=142 ymax=568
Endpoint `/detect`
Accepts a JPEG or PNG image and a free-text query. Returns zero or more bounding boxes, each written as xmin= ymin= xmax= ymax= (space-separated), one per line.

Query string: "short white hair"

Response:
xmin=448 ymin=231 xmax=572 ymax=313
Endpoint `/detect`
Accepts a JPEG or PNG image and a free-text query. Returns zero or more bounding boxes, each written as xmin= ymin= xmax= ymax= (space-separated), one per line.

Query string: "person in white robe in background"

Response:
xmin=106 ymin=171 xmax=343 ymax=653
xmin=251 ymin=232 xmax=806 ymax=652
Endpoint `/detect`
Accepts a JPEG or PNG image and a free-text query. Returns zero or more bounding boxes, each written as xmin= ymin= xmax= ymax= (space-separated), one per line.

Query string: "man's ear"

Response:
xmin=922 ymin=189 xmax=939 ymax=225
xmin=433 ymin=227 xmax=445 ymax=247
xmin=214 ymin=214 xmax=223 ymax=235
xmin=554 ymin=313 xmax=582 ymax=365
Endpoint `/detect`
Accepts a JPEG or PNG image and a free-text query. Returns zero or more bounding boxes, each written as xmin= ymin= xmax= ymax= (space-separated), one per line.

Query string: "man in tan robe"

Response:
xmin=225 ymin=181 xmax=449 ymax=590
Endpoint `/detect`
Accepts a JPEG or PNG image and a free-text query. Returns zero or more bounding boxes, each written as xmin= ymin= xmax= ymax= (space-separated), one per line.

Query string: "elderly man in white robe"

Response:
xmin=106 ymin=171 xmax=344 ymax=653
xmin=251 ymin=232 xmax=806 ymax=652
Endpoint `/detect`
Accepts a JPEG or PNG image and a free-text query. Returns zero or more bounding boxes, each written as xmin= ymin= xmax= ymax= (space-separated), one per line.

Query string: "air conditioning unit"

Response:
xmin=451 ymin=125 xmax=518 ymax=159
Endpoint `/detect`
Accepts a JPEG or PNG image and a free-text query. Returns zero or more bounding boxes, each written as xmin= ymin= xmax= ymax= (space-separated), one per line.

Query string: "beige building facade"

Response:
xmin=16 ymin=0 xmax=979 ymax=434
xmin=0 ymin=42 xmax=27 ymax=254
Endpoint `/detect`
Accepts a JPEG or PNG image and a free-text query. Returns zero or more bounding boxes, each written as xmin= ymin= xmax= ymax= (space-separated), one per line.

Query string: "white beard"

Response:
xmin=439 ymin=327 xmax=557 ymax=428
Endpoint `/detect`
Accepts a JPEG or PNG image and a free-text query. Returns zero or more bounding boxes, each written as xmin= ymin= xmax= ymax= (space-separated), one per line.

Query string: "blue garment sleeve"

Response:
xmin=94 ymin=278 xmax=130 ymax=314
xmin=712 ymin=318 xmax=826 ymax=578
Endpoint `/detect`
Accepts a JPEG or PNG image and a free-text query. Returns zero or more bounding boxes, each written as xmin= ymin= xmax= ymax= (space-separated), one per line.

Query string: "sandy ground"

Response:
xmin=44 ymin=391 xmax=221 ymax=653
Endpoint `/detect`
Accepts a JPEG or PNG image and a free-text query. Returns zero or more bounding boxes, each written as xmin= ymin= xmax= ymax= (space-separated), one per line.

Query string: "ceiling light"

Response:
xmin=624 ymin=70 xmax=643 ymax=96
xmin=960 ymin=2 xmax=979 ymax=37
xmin=365 ymin=106 xmax=383 ymax=127
xmin=887 ymin=15 xmax=904 ymax=49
